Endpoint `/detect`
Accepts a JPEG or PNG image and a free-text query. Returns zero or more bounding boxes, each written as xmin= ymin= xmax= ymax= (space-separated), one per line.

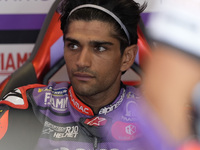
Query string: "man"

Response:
xmin=0 ymin=0 xmax=146 ymax=149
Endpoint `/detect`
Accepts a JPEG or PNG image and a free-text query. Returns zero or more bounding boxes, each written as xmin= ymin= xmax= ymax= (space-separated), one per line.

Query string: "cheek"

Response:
xmin=64 ymin=50 xmax=71 ymax=60
xmin=64 ymin=52 xmax=74 ymax=72
xmin=96 ymin=56 xmax=122 ymax=76
xmin=64 ymin=50 xmax=76 ymax=64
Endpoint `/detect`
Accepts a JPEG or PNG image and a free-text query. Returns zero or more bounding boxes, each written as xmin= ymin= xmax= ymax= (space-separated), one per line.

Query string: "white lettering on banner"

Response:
xmin=0 ymin=44 xmax=33 ymax=82
xmin=0 ymin=52 xmax=30 ymax=72
xmin=44 ymin=93 xmax=68 ymax=111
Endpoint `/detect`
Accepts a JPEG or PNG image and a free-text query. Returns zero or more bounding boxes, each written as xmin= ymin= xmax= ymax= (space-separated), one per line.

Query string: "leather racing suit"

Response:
xmin=0 ymin=82 xmax=145 ymax=150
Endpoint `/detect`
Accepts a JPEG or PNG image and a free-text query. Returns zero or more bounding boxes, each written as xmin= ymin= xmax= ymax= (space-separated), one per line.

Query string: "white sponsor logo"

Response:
xmin=0 ymin=44 xmax=33 ymax=82
xmin=42 ymin=128 xmax=54 ymax=134
xmin=122 ymin=101 xmax=138 ymax=122
xmin=125 ymin=101 xmax=137 ymax=117
xmin=44 ymin=92 xmax=68 ymax=111
xmin=125 ymin=125 xmax=136 ymax=135
xmin=99 ymin=88 xmax=125 ymax=115
xmin=44 ymin=121 xmax=79 ymax=138
xmin=3 ymin=88 xmax=24 ymax=105
xmin=69 ymin=89 xmax=89 ymax=115
xmin=85 ymin=117 xmax=106 ymax=126
xmin=53 ymin=126 xmax=79 ymax=139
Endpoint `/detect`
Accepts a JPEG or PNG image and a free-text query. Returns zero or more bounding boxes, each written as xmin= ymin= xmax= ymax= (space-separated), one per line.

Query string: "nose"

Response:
xmin=76 ymin=48 xmax=91 ymax=68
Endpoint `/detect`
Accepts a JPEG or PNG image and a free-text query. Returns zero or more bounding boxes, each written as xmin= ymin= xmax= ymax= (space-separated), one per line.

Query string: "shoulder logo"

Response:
xmin=38 ymin=88 xmax=44 ymax=93
xmin=0 ymin=88 xmax=28 ymax=109
xmin=3 ymin=88 xmax=22 ymax=101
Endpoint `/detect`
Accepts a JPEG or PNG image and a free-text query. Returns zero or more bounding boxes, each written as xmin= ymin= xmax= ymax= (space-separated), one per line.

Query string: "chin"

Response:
xmin=73 ymin=85 xmax=94 ymax=96
xmin=76 ymin=90 xmax=95 ymax=97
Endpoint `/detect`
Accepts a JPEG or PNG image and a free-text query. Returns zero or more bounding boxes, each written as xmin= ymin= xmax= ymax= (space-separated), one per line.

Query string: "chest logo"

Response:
xmin=84 ymin=116 xmax=107 ymax=126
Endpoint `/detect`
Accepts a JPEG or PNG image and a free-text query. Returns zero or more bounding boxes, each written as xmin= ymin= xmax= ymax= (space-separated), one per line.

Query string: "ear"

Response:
xmin=120 ymin=44 xmax=138 ymax=72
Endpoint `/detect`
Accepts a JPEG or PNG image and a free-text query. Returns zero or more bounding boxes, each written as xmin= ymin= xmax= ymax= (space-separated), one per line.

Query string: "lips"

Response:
xmin=73 ymin=72 xmax=95 ymax=81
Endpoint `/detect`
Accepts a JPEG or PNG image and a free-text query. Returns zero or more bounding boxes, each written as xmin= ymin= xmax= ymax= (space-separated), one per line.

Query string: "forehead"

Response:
xmin=65 ymin=20 xmax=118 ymax=42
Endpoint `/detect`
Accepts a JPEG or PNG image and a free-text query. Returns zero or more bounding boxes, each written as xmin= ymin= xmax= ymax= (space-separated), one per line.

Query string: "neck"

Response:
xmin=77 ymin=81 xmax=122 ymax=114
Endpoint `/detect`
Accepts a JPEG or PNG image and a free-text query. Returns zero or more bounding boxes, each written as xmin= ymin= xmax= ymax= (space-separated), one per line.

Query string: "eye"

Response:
xmin=67 ymin=43 xmax=79 ymax=50
xmin=94 ymin=46 xmax=106 ymax=52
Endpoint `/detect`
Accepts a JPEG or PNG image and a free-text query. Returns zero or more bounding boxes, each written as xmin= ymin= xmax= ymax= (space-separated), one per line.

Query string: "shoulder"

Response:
xmin=122 ymin=85 xmax=143 ymax=116
xmin=32 ymin=81 xmax=70 ymax=93
xmin=29 ymin=81 xmax=70 ymax=112
xmin=0 ymin=82 xmax=70 ymax=109
xmin=30 ymin=81 xmax=70 ymax=100
xmin=124 ymin=85 xmax=142 ymax=100
xmin=0 ymin=84 xmax=46 ymax=109
xmin=28 ymin=81 xmax=70 ymax=104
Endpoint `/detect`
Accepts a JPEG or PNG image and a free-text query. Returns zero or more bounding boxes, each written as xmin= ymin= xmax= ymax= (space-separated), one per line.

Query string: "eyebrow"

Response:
xmin=89 ymin=40 xmax=114 ymax=46
xmin=64 ymin=37 xmax=114 ymax=46
xmin=65 ymin=37 xmax=80 ymax=45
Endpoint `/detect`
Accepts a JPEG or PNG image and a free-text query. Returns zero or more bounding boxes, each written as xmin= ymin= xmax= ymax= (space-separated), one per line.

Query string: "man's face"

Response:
xmin=64 ymin=20 xmax=124 ymax=97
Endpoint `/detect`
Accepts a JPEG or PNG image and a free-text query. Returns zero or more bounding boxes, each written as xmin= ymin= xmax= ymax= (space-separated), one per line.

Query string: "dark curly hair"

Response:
xmin=58 ymin=0 xmax=146 ymax=53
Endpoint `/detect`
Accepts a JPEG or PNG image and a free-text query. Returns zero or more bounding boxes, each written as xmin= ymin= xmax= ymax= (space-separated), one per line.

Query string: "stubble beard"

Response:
xmin=71 ymin=81 xmax=103 ymax=97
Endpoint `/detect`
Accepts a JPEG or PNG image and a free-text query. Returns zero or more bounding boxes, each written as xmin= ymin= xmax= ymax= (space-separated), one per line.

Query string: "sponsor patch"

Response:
xmin=43 ymin=92 xmax=68 ymax=111
xmin=99 ymin=88 xmax=126 ymax=115
xmin=0 ymin=84 xmax=45 ymax=109
xmin=42 ymin=121 xmax=79 ymax=139
xmin=68 ymin=86 xmax=94 ymax=116
xmin=0 ymin=88 xmax=28 ymax=109
xmin=84 ymin=116 xmax=107 ymax=127
xmin=121 ymin=100 xmax=138 ymax=122
xmin=111 ymin=121 xmax=139 ymax=141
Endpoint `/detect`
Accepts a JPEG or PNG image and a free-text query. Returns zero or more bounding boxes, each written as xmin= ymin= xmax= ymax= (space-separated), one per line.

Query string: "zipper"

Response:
xmin=93 ymin=136 xmax=98 ymax=150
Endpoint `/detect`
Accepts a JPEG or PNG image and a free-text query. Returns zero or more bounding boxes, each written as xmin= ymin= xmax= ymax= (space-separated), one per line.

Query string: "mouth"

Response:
xmin=73 ymin=72 xmax=95 ymax=81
